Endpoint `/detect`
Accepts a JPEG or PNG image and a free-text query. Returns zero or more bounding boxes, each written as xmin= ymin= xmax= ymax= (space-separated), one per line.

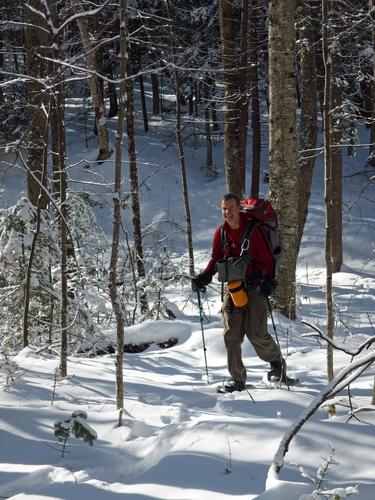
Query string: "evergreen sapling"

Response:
xmin=54 ymin=410 xmax=97 ymax=458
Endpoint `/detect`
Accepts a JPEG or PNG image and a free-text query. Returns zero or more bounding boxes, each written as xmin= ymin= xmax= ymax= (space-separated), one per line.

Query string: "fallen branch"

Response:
xmin=273 ymin=351 xmax=375 ymax=473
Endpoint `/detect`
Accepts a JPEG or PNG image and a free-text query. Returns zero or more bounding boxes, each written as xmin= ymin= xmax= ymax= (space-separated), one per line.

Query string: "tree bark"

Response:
xmin=22 ymin=194 xmax=45 ymax=348
xmin=296 ymin=0 xmax=318 ymax=254
xmin=203 ymin=76 xmax=214 ymax=176
xmin=322 ymin=0 xmax=335 ymax=417
xmin=249 ymin=0 xmax=261 ymax=196
xmin=25 ymin=0 xmax=50 ymax=208
xmin=107 ymin=82 xmax=118 ymax=118
xmin=49 ymin=1 xmax=66 ymax=198
xmin=330 ymin=2 xmax=343 ymax=272
xmin=268 ymin=0 xmax=299 ymax=319
xmin=369 ymin=0 xmax=375 ymax=166
xmin=139 ymin=74 xmax=149 ymax=132
xmin=126 ymin=62 xmax=149 ymax=315
xmin=166 ymin=0 xmax=195 ymax=276
xmin=151 ymin=73 xmax=160 ymax=115
xmin=238 ymin=0 xmax=249 ymax=177
xmin=109 ymin=0 xmax=128 ymax=412
xmin=0 ymin=38 xmax=3 ymax=105
xmin=59 ymin=154 xmax=68 ymax=379
xmin=219 ymin=0 xmax=244 ymax=197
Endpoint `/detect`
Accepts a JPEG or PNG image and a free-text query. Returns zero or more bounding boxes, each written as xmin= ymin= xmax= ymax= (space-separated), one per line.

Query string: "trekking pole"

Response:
xmin=266 ymin=297 xmax=290 ymax=391
xmin=266 ymin=297 xmax=280 ymax=349
xmin=196 ymin=286 xmax=210 ymax=383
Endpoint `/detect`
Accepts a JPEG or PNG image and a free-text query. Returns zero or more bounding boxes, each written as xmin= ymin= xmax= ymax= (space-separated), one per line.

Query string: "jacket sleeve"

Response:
xmin=203 ymin=225 xmax=224 ymax=276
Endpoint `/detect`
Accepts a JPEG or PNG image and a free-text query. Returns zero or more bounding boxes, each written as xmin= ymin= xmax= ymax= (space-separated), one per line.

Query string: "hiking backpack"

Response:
xmin=240 ymin=196 xmax=282 ymax=277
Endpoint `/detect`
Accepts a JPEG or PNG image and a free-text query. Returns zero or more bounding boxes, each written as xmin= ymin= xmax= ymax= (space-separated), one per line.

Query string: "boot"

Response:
xmin=267 ymin=357 xmax=287 ymax=383
xmin=223 ymin=379 xmax=245 ymax=393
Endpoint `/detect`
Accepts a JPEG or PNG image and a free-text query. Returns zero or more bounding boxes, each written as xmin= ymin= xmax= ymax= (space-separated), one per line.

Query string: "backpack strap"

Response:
xmin=220 ymin=219 xmax=259 ymax=257
xmin=240 ymin=219 xmax=258 ymax=256
xmin=220 ymin=224 xmax=226 ymax=254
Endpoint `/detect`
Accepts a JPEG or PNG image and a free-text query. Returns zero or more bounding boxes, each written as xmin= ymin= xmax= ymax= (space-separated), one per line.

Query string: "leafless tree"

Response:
xmin=166 ymin=0 xmax=195 ymax=277
xmin=219 ymin=0 xmax=244 ymax=197
xmin=296 ymin=0 xmax=318 ymax=253
xmin=126 ymin=57 xmax=149 ymax=314
xmin=249 ymin=0 xmax=262 ymax=196
xmin=109 ymin=0 xmax=128 ymax=414
xmin=268 ymin=0 xmax=299 ymax=319
xmin=25 ymin=0 xmax=50 ymax=208
xmin=70 ymin=0 xmax=113 ymax=163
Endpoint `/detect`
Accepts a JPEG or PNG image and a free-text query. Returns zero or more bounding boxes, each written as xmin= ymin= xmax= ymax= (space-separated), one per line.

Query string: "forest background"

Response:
xmin=0 ymin=1 xmax=375 ymax=499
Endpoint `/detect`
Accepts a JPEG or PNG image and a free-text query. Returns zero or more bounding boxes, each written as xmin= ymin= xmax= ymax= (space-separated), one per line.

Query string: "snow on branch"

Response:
xmin=0 ymin=20 xmax=50 ymax=35
xmin=301 ymin=320 xmax=375 ymax=356
xmin=272 ymin=350 xmax=375 ymax=474
xmin=57 ymin=0 xmax=112 ymax=35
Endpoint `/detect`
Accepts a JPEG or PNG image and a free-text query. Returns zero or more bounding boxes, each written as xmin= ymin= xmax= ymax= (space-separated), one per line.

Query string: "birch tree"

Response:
xmin=70 ymin=0 xmax=113 ymax=163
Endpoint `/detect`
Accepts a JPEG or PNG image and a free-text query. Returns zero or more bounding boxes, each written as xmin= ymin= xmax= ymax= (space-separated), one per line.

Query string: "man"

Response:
xmin=192 ymin=193 xmax=286 ymax=392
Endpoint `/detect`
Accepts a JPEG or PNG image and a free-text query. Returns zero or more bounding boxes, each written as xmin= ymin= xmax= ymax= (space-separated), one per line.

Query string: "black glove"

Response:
xmin=191 ymin=271 xmax=212 ymax=292
xmin=259 ymin=278 xmax=277 ymax=297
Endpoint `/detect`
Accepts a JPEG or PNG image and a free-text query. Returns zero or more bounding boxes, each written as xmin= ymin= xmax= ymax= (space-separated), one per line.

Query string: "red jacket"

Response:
xmin=204 ymin=213 xmax=274 ymax=279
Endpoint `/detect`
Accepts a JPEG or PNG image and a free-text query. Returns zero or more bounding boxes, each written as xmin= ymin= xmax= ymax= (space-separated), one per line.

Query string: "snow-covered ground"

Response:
xmin=0 ymin=85 xmax=375 ymax=499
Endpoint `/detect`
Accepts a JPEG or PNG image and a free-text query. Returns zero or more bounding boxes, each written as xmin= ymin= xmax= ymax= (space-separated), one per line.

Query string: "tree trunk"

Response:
xmin=238 ymin=0 xmax=249 ymax=175
xmin=109 ymin=0 xmax=128 ymax=412
xmin=249 ymin=0 xmax=261 ymax=196
xmin=56 ymin=73 xmax=68 ymax=378
xmin=70 ymin=0 xmax=112 ymax=163
xmin=49 ymin=1 xmax=66 ymax=199
xmin=151 ymin=73 xmax=160 ymax=115
xmin=166 ymin=0 xmax=195 ymax=276
xmin=268 ymin=0 xmax=299 ymax=319
xmin=203 ymin=77 xmax=214 ymax=176
xmin=36 ymin=0 xmax=69 ymax=377
xmin=219 ymin=0 xmax=244 ymax=197
xmin=107 ymin=82 xmax=118 ymax=118
xmin=0 ymin=39 xmax=3 ymax=105
xmin=23 ymin=0 xmax=56 ymax=347
xmin=330 ymin=2 xmax=343 ymax=272
xmin=59 ymin=157 xmax=68 ymax=379
xmin=25 ymin=0 xmax=50 ymax=208
xmin=369 ymin=0 xmax=375 ymax=166
xmin=189 ymin=80 xmax=194 ymax=116
xmin=208 ymin=76 xmax=219 ymax=131
xmin=126 ymin=67 xmax=149 ymax=315
xmin=139 ymin=74 xmax=149 ymax=132
xmin=22 ymin=191 xmax=45 ymax=348
xmin=322 ymin=0 xmax=335 ymax=417
xmin=296 ymin=0 xmax=318 ymax=254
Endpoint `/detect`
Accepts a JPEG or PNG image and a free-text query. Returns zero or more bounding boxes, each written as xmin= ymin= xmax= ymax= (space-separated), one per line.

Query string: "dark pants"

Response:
xmin=222 ymin=288 xmax=280 ymax=382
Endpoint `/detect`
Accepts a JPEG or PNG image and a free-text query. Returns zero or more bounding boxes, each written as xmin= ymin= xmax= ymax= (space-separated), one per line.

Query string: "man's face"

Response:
xmin=221 ymin=198 xmax=241 ymax=228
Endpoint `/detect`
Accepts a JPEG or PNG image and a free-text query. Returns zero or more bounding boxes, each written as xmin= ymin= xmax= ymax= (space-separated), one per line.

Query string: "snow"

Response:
xmin=0 ymin=82 xmax=375 ymax=499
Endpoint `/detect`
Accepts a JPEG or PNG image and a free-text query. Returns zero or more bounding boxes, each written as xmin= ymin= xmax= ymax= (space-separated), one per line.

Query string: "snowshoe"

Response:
xmin=217 ymin=379 xmax=245 ymax=393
